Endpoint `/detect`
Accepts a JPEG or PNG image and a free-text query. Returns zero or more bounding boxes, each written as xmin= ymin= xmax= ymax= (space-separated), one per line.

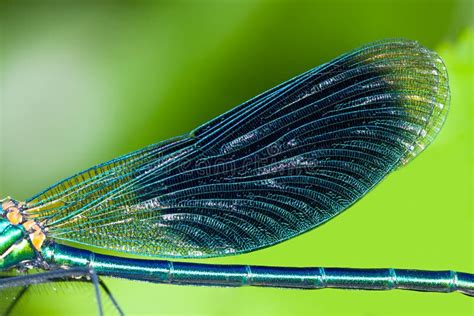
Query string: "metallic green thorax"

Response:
xmin=0 ymin=218 xmax=36 ymax=270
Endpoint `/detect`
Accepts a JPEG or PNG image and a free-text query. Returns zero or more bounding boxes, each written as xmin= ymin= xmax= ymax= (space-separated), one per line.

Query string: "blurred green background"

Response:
xmin=0 ymin=0 xmax=473 ymax=315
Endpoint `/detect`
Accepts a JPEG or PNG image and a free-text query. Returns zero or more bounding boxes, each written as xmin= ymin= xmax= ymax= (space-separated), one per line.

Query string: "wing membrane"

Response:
xmin=25 ymin=39 xmax=449 ymax=258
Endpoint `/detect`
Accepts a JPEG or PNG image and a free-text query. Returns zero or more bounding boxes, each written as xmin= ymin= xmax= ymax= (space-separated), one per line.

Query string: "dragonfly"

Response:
xmin=1 ymin=39 xmax=472 ymax=315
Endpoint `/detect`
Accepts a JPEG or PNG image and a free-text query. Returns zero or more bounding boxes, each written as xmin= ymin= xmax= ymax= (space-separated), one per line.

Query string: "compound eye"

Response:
xmin=1 ymin=199 xmax=16 ymax=214
xmin=1 ymin=198 xmax=23 ymax=225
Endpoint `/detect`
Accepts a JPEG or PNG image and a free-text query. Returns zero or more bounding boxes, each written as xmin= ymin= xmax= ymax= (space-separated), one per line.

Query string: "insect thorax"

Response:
xmin=0 ymin=197 xmax=44 ymax=270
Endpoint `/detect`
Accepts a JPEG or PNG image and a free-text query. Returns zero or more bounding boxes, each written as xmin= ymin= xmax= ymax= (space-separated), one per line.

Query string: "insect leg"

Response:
xmin=89 ymin=268 xmax=104 ymax=316
xmin=0 ymin=268 xmax=123 ymax=315
xmin=98 ymin=278 xmax=124 ymax=316
xmin=1 ymin=285 xmax=29 ymax=316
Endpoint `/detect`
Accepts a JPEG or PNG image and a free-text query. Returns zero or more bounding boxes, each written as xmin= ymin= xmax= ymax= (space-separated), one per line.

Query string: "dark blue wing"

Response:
xmin=26 ymin=39 xmax=449 ymax=258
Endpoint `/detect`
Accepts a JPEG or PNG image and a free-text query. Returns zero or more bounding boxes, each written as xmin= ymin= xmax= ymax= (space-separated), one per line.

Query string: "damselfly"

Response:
xmin=1 ymin=39 xmax=472 ymax=316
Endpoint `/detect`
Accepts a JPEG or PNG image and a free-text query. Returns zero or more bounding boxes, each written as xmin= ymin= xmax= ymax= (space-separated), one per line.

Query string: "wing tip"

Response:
xmin=398 ymin=41 xmax=450 ymax=167
xmin=346 ymin=38 xmax=450 ymax=168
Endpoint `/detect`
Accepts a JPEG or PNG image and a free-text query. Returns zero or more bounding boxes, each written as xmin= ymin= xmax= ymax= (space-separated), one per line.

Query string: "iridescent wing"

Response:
xmin=24 ymin=39 xmax=449 ymax=258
